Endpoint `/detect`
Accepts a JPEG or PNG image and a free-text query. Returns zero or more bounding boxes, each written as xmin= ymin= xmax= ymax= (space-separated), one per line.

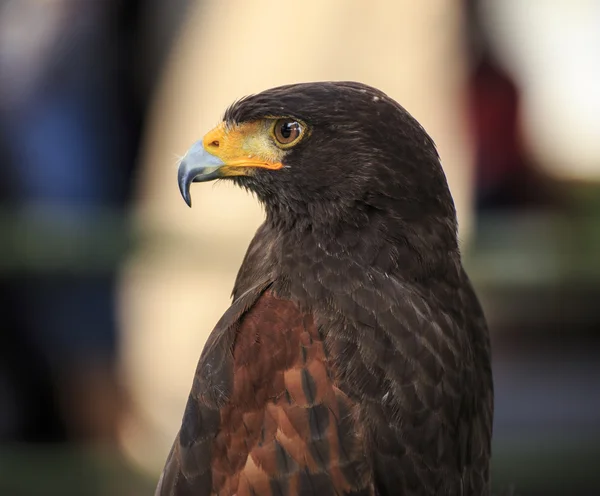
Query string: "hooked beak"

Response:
xmin=177 ymin=123 xmax=283 ymax=207
xmin=177 ymin=141 xmax=226 ymax=207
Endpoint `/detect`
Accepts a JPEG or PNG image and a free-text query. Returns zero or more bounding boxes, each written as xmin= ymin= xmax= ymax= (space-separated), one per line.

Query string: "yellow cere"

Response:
xmin=201 ymin=121 xmax=285 ymax=175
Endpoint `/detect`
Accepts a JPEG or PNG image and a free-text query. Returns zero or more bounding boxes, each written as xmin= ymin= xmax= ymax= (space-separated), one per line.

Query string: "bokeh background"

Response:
xmin=1 ymin=1 xmax=599 ymax=495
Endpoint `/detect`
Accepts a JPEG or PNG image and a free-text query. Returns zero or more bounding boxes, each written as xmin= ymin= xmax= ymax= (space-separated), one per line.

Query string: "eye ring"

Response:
xmin=271 ymin=119 xmax=304 ymax=147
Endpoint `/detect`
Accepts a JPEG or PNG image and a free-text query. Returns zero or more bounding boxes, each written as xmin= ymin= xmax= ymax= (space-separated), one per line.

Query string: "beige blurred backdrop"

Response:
xmin=118 ymin=0 xmax=473 ymax=475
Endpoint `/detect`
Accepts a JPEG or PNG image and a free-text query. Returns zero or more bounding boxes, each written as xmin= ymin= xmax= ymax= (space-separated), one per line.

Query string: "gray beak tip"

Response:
xmin=177 ymin=162 xmax=194 ymax=207
xmin=176 ymin=141 xmax=226 ymax=207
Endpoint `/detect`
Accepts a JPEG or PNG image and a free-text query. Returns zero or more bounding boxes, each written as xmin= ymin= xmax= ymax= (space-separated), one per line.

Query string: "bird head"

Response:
xmin=178 ymin=82 xmax=457 ymax=249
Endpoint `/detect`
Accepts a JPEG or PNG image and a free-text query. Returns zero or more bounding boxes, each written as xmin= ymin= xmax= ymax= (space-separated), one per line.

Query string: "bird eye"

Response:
xmin=273 ymin=119 xmax=303 ymax=146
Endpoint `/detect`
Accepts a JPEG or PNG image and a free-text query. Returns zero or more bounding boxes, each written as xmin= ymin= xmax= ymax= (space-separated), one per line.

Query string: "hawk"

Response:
xmin=157 ymin=82 xmax=493 ymax=495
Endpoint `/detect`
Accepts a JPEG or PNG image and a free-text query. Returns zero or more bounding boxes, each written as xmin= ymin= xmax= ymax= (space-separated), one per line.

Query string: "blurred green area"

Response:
xmin=492 ymin=439 xmax=600 ymax=495
xmin=0 ymin=446 xmax=155 ymax=496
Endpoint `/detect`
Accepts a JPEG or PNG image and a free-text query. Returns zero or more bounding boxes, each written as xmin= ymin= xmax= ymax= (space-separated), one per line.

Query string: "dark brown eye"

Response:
xmin=273 ymin=119 xmax=303 ymax=146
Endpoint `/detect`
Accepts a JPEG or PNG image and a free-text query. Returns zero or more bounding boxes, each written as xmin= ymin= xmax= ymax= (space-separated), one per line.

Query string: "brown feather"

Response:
xmin=209 ymin=291 xmax=371 ymax=495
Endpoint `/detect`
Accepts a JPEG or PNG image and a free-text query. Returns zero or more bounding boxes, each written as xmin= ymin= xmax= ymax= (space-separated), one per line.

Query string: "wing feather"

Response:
xmin=157 ymin=288 xmax=372 ymax=496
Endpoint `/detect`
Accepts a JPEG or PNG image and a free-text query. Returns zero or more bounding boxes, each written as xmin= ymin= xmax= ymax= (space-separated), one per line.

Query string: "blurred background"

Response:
xmin=0 ymin=1 xmax=598 ymax=495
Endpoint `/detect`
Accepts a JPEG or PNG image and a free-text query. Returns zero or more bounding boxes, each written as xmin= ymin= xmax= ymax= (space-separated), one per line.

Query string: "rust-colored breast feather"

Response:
xmin=210 ymin=292 xmax=371 ymax=496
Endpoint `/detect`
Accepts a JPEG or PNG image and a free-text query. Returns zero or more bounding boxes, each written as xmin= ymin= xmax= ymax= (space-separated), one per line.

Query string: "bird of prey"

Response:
xmin=157 ymin=82 xmax=493 ymax=496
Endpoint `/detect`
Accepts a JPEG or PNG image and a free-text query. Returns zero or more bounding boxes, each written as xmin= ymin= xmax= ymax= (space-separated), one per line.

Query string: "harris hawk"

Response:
xmin=157 ymin=82 xmax=493 ymax=496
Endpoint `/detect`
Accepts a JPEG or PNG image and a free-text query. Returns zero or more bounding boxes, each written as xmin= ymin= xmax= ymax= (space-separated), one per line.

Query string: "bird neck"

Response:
xmin=233 ymin=207 xmax=461 ymax=307
xmin=265 ymin=201 xmax=460 ymax=283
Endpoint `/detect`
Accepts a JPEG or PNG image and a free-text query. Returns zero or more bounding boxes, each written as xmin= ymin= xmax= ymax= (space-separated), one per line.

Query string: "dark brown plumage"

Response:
xmin=158 ymin=81 xmax=493 ymax=496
